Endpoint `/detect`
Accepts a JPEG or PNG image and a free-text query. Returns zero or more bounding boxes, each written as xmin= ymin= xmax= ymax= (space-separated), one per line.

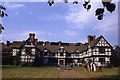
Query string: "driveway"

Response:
xmin=58 ymin=69 xmax=91 ymax=78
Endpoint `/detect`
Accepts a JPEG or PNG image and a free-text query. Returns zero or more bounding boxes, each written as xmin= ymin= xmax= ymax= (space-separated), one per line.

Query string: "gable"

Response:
xmin=95 ymin=37 xmax=111 ymax=47
xmin=58 ymin=46 xmax=65 ymax=52
xmin=43 ymin=48 xmax=49 ymax=52
xmin=25 ymin=40 xmax=35 ymax=47
xmin=22 ymin=38 xmax=35 ymax=48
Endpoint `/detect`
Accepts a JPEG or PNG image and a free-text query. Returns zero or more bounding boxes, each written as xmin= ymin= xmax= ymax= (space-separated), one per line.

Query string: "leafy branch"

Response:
xmin=47 ymin=0 xmax=116 ymax=20
xmin=0 ymin=5 xmax=8 ymax=34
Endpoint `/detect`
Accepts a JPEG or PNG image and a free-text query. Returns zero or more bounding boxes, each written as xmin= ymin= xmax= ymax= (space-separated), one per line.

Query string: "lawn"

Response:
xmin=2 ymin=65 xmax=58 ymax=78
xmin=73 ymin=66 xmax=119 ymax=78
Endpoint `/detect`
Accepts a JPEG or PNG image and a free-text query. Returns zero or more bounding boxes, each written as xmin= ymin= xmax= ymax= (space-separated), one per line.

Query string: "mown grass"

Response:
xmin=73 ymin=66 xmax=119 ymax=78
xmin=2 ymin=65 xmax=58 ymax=78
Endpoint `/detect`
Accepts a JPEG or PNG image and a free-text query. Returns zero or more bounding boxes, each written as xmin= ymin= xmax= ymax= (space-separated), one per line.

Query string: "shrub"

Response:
xmin=79 ymin=59 xmax=85 ymax=64
xmin=88 ymin=59 xmax=92 ymax=63
xmin=21 ymin=62 xmax=32 ymax=66
xmin=107 ymin=63 xmax=113 ymax=68
xmin=13 ymin=51 xmax=21 ymax=66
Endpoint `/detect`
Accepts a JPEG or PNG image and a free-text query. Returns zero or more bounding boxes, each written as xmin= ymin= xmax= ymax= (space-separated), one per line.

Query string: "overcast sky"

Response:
xmin=1 ymin=2 xmax=118 ymax=46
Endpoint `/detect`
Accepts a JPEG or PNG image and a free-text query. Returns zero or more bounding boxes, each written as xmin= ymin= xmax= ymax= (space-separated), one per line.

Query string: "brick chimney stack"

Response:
xmin=87 ymin=35 xmax=96 ymax=43
xmin=35 ymin=39 xmax=38 ymax=46
xmin=29 ymin=33 xmax=35 ymax=41
xmin=69 ymin=43 xmax=74 ymax=46
xmin=29 ymin=33 xmax=32 ymax=39
xmin=45 ymin=42 xmax=51 ymax=46
xmin=80 ymin=43 xmax=84 ymax=47
xmin=7 ymin=41 xmax=10 ymax=46
xmin=32 ymin=33 xmax=35 ymax=41
xmin=93 ymin=35 xmax=96 ymax=40
xmin=87 ymin=35 xmax=91 ymax=43
xmin=59 ymin=41 xmax=61 ymax=46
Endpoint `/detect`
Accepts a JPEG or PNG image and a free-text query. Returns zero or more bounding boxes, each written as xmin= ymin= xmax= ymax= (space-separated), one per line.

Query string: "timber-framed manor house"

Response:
xmin=2 ymin=33 xmax=112 ymax=66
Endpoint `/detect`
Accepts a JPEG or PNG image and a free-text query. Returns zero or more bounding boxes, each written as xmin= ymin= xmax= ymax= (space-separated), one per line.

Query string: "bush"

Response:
xmin=13 ymin=51 xmax=21 ymax=66
xmin=21 ymin=62 xmax=32 ymax=66
xmin=88 ymin=59 xmax=92 ymax=63
xmin=79 ymin=59 xmax=84 ymax=64
xmin=107 ymin=63 xmax=113 ymax=68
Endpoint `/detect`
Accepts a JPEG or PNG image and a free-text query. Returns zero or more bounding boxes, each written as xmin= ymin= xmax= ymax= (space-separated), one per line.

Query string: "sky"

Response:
xmin=1 ymin=1 xmax=118 ymax=47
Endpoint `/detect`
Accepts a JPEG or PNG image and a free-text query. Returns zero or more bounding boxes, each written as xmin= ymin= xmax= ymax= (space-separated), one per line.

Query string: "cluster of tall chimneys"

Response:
xmin=6 ymin=34 xmax=96 ymax=47
xmin=87 ymin=35 xmax=96 ymax=43
xmin=45 ymin=41 xmax=62 ymax=46
xmin=29 ymin=33 xmax=38 ymax=45
xmin=7 ymin=41 xmax=10 ymax=46
xmin=29 ymin=34 xmax=96 ymax=46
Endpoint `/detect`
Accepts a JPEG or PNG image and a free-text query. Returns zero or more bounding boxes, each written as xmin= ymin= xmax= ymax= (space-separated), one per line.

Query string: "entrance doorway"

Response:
xmin=99 ymin=58 xmax=105 ymax=64
xmin=60 ymin=60 xmax=64 ymax=65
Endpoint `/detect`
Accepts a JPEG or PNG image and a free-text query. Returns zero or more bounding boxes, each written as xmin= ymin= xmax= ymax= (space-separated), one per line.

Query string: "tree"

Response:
xmin=2 ymin=45 xmax=13 ymax=65
xmin=0 ymin=5 xmax=8 ymax=34
xmin=13 ymin=50 xmax=21 ymax=66
xmin=32 ymin=53 xmax=41 ymax=66
xmin=111 ymin=45 xmax=120 ymax=67
xmin=47 ymin=0 xmax=116 ymax=20
xmin=79 ymin=59 xmax=85 ymax=64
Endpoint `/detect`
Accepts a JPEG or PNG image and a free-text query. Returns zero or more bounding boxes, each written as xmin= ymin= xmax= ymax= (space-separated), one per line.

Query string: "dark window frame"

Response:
xmin=52 ymin=53 xmax=55 ymax=56
xmin=75 ymin=52 xmax=79 ymax=56
xmin=99 ymin=47 xmax=105 ymax=53
xmin=60 ymin=52 xmax=64 ymax=56
xmin=44 ymin=52 xmax=48 ymax=56
xmin=66 ymin=53 xmax=71 ymax=57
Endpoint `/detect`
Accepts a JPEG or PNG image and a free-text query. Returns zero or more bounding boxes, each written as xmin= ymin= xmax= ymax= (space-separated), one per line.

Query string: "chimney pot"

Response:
xmin=45 ymin=42 xmax=51 ymax=46
xmin=29 ymin=33 xmax=32 ymax=39
xmin=35 ymin=39 xmax=38 ymax=46
xmin=32 ymin=33 xmax=35 ymax=41
xmin=59 ymin=41 xmax=61 ymax=46
xmin=87 ymin=35 xmax=95 ymax=43
xmin=69 ymin=43 xmax=74 ymax=46
xmin=80 ymin=43 xmax=84 ymax=47
xmin=93 ymin=35 xmax=96 ymax=40
xmin=87 ymin=35 xmax=91 ymax=43
xmin=7 ymin=41 xmax=10 ymax=46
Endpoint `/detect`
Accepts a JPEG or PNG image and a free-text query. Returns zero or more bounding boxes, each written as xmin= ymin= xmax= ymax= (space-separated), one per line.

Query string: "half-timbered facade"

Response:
xmin=3 ymin=33 xmax=112 ymax=66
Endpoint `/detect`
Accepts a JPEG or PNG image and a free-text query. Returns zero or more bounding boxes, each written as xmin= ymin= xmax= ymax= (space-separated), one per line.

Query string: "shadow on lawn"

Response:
xmin=2 ymin=65 xmax=57 ymax=69
xmin=1 ymin=77 xmax=120 ymax=80
xmin=2 ymin=65 xmax=19 ymax=69
xmin=96 ymin=68 xmax=120 ymax=79
xmin=96 ymin=75 xmax=120 ymax=79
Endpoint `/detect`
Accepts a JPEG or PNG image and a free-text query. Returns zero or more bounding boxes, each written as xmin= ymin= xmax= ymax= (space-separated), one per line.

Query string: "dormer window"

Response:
xmin=60 ymin=53 xmax=63 ymax=56
xmin=44 ymin=49 xmax=49 ymax=56
xmin=66 ymin=53 xmax=71 ymax=57
xmin=99 ymin=47 xmax=105 ymax=53
xmin=59 ymin=46 xmax=64 ymax=52
xmin=44 ymin=52 xmax=48 ymax=56
xmin=52 ymin=53 xmax=55 ymax=56
xmin=75 ymin=52 xmax=79 ymax=56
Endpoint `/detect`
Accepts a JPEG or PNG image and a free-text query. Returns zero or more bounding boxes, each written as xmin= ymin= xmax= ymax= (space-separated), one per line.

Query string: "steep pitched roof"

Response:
xmin=64 ymin=46 xmax=78 ymax=53
xmin=89 ymin=36 xmax=102 ymax=48
xmin=78 ymin=43 xmax=89 ymax=52
xmin=37 ymin=35 xmax=112 ymax=53
xmin=11 ymin=41 xmax=24 ymax=48
xmin=37 ymin=45 xmax=88 ymax=53
xmin=5 ymin=35 xmax=112 ymax=54
xmin=38 ymin=45 xmax=59 ymax=53
xmin=89 ymin=35 xmax=112 ymax=48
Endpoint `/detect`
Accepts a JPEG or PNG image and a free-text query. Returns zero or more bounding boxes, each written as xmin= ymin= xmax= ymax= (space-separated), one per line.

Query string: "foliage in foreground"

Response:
xmin=111 ymin=45 xmax=120 ymax=67
xmin=2 ymin=65 xmax=58 ymax=78
xmin=73 ymin=66 xmax=119 ymax=78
